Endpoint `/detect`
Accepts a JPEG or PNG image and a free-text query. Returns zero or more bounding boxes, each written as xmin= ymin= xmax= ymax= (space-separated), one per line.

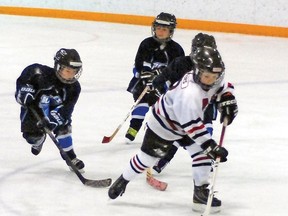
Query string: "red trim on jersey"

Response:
xmin=202 ymin=98 xmax=209 ymax=110
xmin=193 ymin=156 xmax=210 ymax=162
xmin=157 ymin=106 xmax=160 ymax=115
xmin=187 ymin=124 xmax=205 ymax=134
xmin=156 ymin=103 xmax=178 ymax=130
xmin=227 ymin=82 xmax=234 ymax=88
xmin=166 ymin=119 xmax=178 ymax=130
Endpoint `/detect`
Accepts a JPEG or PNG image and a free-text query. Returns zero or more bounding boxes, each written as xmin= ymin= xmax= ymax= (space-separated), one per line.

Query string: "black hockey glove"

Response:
xmin=218 ymin=92 xmax=238 ymax=125
xmin=140 ymin=69 xmax=162 ymax=91
xmin=140 ymin=71 xmax=155 ymax=88
xmin=151 ymin=73 xmax=168 ymax=95
xmin=37 ymin=109 xmax=65 ymax=131
xmin=38 ymin=95 xmax=65 ymax=131
xmin=146 ymin=90 xmax=161 ymax=106
xmin=15 ymin=84 xmax=35 ymax=107
xmin=201 ymin=139 xmax=228 ymax=162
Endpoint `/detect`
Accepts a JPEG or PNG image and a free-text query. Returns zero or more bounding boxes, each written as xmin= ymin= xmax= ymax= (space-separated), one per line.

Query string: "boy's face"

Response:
xmin=59 ymin=66 xmax=78 ymax=81
xmin=199 ymin=70 xmax=220 ymax=86
xmin=155 ymin=25 xmax=170 ymax=40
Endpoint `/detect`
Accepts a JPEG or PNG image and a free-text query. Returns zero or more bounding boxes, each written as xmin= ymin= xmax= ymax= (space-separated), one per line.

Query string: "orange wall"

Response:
xmin=1 ymin=6 xmax=288 ymax=38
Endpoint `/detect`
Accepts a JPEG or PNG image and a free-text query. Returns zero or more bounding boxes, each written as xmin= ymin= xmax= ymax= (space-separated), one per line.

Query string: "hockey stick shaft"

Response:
xmin=202 ymin=118 xmax=228 ymax=216
xmin=102 ymin=86 xmax=150 ymax=143
xmin=30 ymin=108 xmax=112 ymax=187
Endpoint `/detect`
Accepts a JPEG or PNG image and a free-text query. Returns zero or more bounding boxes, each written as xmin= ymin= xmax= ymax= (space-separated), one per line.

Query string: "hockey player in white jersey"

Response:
xmin=108 ymin=46 xmax=238 ymax=213
xmin=151 ymin=33 xmax=220 ymax=173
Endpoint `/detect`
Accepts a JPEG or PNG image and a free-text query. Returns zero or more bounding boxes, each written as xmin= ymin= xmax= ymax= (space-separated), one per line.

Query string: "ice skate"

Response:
xmin=108 ymin=175 xmax=129 ymax=199
xmin=29 ymin=134 xmax=46 ymax=155
xmin=192 ymin=184 xmax=221 ymax=213
xmin=67 ymin=157 xmax=85 ymax=173
xmin=125 ymin=127 xmax=138 ymax=142
xmin=62 ymin=149 xmax=85 ymax=173
xmin=31 ymin=142 xmax=44 ymax=155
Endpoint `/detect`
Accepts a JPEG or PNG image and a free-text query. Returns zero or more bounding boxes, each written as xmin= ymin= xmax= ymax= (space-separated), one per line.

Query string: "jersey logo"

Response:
xmin=181 ymin=73 xmax=190 ymax=88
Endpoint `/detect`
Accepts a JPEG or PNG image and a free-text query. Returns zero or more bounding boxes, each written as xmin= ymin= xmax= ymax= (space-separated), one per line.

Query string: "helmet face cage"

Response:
xmin=192 ymin=47 xmax=225 ymax=90
xmin=151 ymin=12 xmax=177 ymax=43
xmin=193 ymin=68 xmax=225 ymax=91
xmin=54 ymin=48 xmax=82 ymax=84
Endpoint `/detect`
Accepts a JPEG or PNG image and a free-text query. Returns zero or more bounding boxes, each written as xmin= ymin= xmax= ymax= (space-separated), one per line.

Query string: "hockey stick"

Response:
xmin=146 ymin=168 xmax=168 ymax=191
xmin=30 ymin=108 xmax=112 ymax=188
xmin=201 ymin=118 xmax=228 ymax=216
xmin=102 ymin=86 xmax=150 ymax=143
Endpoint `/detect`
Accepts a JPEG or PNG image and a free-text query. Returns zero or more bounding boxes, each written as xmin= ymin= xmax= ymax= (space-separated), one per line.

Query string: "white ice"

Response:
xmin=0 ymin=15 xmax=288 ymax=216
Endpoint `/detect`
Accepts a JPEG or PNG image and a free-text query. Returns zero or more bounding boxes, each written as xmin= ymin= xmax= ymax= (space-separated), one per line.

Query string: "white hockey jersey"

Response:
xmin=147 ymin=72 xmax=235 ymax=145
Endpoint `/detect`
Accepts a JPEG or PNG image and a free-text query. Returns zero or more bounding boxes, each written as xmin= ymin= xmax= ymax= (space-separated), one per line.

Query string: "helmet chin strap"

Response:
xmin=200 ymin=83 xmax=213 ymax=91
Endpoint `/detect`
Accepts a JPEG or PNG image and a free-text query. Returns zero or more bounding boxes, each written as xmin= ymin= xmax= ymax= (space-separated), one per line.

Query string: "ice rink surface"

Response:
xmin=0 ymin=14 xmax=288 ymax=216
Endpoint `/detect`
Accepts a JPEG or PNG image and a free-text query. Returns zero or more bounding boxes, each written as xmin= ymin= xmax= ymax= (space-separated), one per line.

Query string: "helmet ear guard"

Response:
xmin=54 ymin=48 xmax=82 ymax=84
xmin=151 ymin=12 xmax=177 ymax=43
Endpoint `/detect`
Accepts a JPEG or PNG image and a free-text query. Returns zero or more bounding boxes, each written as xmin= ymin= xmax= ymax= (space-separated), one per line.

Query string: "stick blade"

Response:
xmin=84 ymin=178 xmax=112 ymax=188
xmin=146 ymin=176 xmax=167 ymax=191
xmin=146 ymin=169 xmax=167 ymax=191
xmin=102 ymin=136 xmax=112 ymax=143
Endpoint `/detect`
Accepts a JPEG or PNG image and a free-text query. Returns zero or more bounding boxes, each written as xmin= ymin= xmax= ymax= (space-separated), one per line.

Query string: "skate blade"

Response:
xmin=192 ymin=203 xmax=221 ymax=214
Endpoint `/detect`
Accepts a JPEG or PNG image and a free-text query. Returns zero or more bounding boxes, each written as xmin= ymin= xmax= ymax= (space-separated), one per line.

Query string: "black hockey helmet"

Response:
xmin=151 ymin=12 xmax=177 ymax=43
xmin=191 ymin=46 xmax=225 ymax=90
xmin=191 ymin=33 xmax=217 ymax=54
xmin=54 ymin=48 xmax=82 ymax=84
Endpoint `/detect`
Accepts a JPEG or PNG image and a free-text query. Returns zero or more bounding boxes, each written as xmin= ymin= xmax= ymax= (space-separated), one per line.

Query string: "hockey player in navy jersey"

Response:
xmin=15 ymin=48 xmax=85 ymax=172
xmin=125 ymin=12 xmax=185 ymax=142
xmin=108 ymin=46 xmax=238 ymax=213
